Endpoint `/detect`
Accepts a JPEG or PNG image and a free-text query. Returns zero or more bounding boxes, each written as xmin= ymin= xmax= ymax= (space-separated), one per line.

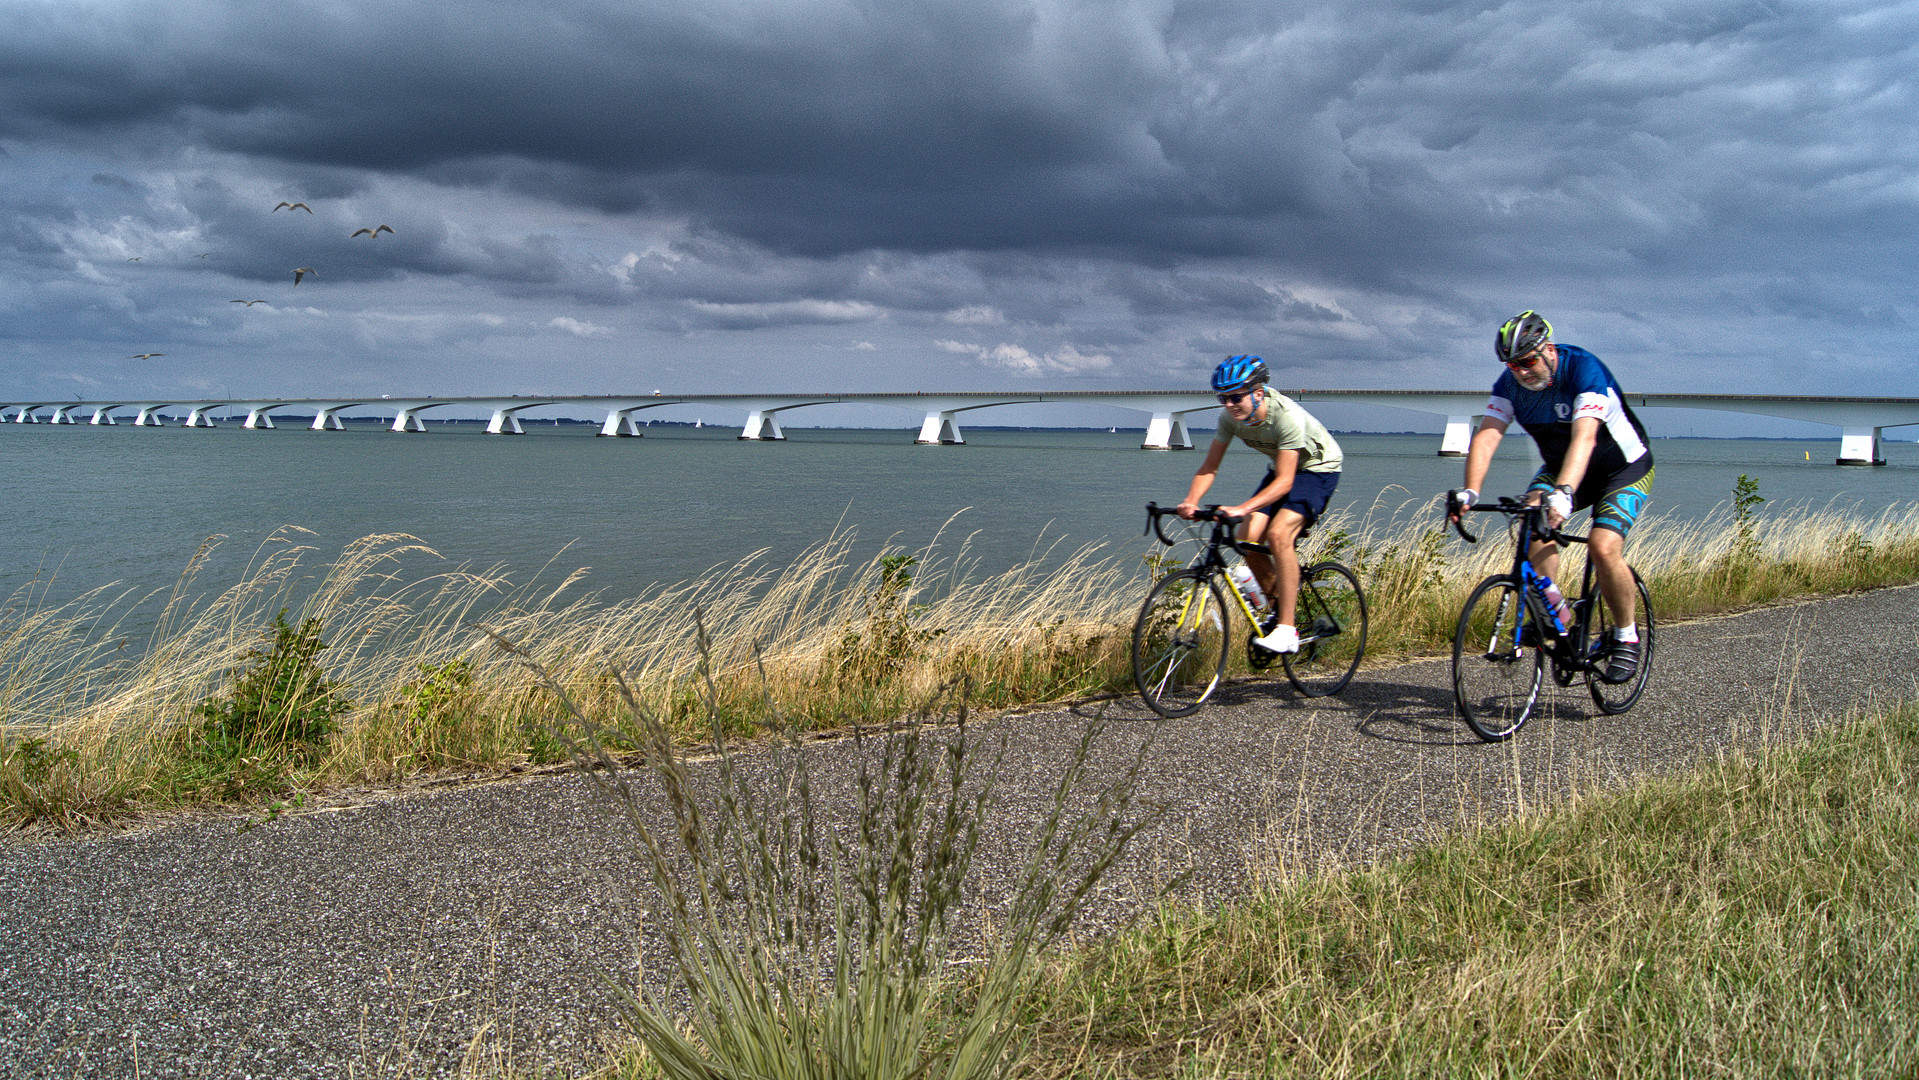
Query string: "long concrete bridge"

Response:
xmin=2 ymin=390 xmax=1915 ymax=465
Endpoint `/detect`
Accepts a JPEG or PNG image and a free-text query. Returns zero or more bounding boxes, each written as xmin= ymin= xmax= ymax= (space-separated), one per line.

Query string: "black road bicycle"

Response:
xmin=1446 ymin=493 xmax=1655 ymax=741
xmin=1132 ymin=503 xmax=1368 ymax=717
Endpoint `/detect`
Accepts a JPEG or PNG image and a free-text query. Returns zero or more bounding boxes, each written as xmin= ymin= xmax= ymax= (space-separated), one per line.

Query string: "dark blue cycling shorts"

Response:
xmin=1250 ymin=468 xmax=1340 ymax=528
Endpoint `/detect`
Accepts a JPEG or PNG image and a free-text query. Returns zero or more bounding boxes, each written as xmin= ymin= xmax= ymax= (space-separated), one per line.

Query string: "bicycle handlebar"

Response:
xmin=1444 ymin=491 xmax=1588 ymax=547
xmin=1445 ymin=490 xmax=1478 ymax=543
xmin=1144 ymin=502 xmax=1243 ymax=546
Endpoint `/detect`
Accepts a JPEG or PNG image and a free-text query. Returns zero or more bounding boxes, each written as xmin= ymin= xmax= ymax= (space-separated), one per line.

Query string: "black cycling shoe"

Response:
xmin=1601 ymin=639 xmax=1641 ymax=684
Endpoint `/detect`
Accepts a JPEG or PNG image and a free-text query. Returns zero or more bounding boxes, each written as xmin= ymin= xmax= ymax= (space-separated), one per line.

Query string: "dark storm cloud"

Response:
xmin=2 ymin=0 xmax=1917 ymax=400
xmin=7 ymin=0 xmax=1915 ymax=273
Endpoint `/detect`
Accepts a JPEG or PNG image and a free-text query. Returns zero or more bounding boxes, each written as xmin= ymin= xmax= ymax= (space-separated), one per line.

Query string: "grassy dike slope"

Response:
xmin=582 ymin=664 xmax=1919 ymax=1080
xmin=7 ymin=492 xmax=1919 ymax=829
xmin=1002 ymin=703 xmax=1919 ymax=1079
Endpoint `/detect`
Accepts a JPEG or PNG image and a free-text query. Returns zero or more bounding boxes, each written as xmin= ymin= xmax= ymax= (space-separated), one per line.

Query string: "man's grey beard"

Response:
xmin=1515 ymin=368 xmax=1551 ymax=392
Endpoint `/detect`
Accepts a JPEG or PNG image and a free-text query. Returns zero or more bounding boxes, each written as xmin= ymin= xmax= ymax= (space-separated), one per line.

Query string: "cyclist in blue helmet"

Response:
xmin=1449 ymin=311 xmax=1653 ymax=683
xmin=1176 ymin=355 xmax=1343 ymax=655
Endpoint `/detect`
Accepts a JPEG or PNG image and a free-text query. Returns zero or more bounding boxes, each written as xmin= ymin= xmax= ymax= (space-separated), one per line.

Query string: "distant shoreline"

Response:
xmin=62 ymin=416 xmax=1895 ymax=442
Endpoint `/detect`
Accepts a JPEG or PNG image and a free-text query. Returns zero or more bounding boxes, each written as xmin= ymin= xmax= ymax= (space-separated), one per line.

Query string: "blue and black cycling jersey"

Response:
xmin=1486 ymin=344 xmax=1652 ymax=490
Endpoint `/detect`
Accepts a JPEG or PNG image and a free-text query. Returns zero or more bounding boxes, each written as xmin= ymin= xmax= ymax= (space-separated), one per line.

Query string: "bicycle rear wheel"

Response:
xmin=1453 ymin=575 xmax=1544 ymax=741
xmin=1132 ymin=570 xmax=1230 ymax=718
xmin=1282 ymin=561 xmax=1368 ymax=697
xmin=1586 ymin=568 xmax=1654 ymax=714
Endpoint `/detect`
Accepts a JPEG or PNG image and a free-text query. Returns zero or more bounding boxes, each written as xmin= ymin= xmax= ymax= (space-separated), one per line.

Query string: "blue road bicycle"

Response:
xmin=1447 ymin=493 xmax=1656 ymax=741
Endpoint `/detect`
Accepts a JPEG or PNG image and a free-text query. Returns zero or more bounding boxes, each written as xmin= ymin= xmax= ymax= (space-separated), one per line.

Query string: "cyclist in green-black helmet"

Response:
xmin=1449 ymin=312 xmax=1654 ymax=683
xmin=1176 ymin=355 xmax=1343 ymax=656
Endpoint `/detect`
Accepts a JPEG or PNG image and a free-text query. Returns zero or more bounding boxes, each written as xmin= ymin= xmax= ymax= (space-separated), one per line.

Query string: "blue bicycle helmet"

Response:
xmin=1210 ymin=354 xmax=1269 ymax=394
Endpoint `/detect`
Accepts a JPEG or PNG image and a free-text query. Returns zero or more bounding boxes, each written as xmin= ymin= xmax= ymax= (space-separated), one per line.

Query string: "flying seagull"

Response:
xmin=128 ymin=353 xmax=165 ymax=360
xmin=125 ymin=256 xmax=141 ymax=261
xmin=230 ymin=299 xmax=268 ymax=306
xmin=274 ymin=201 xmax=313 ymax=213
xmin=350 ymin=224 xmax=394 ymax=238
xmin=292 ymin=267 xmax=316 ymax=285
xmin=196 ymin=252 xmax=212 ymax=258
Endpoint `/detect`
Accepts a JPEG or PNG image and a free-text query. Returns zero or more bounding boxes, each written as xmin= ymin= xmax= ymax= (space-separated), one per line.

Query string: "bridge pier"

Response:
xmin=48 ymin=406 xmax=79 ymax=425
xmin=134 ymin=406 xmax=167 ymax=426
xmin=12 ymin=406 xmax=37 ymax=423
xmin=600 ymin=409 xmax=644 ymax=437
xmin=389 ymin=402 xmax=452 ymax=433
xmin=1838 ymin=425 xmax=1886 ymax=466
xmin=183 ymin=405 xmax=219 ymax=427
xmin=1438 ymin=415 xmax=1474 ymax=456
xmin=90 ymin=407 xmax=116 ymax=426
xmin=916 ymin=410 xmax=963 ymax=445
xmin=311 ymin=406 xmax=353 ymax=430
xmin=1141 ymin=411 xmax=1197 ymax=450
xmin=243 ymin=406 xmax=282 ymax=429
xmin=739 ymin=408 xmax=787 ymax=441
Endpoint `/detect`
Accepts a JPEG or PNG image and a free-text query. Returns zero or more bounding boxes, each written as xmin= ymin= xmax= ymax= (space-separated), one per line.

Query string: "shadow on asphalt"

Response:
xmin=1343 ymin=679 xmax=1485 ymax=745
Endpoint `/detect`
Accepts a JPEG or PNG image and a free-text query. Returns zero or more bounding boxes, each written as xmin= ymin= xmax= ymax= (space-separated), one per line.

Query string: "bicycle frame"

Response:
xmin=1145 ymin=504 xmax=1267 ymax=631
xmin=1453 ymin=496 xmax=1598 ymax=671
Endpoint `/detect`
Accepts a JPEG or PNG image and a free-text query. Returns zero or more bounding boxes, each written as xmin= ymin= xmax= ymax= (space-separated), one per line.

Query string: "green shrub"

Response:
xmin=189 ymin=610 xmax=351 ymax=759
xmin=831 ymin=553 xmax=947 ymax=688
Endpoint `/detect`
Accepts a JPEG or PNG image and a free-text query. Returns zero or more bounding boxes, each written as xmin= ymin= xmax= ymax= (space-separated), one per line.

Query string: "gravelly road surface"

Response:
xmin=5 ymin=585 xmax=1916 ymax=1078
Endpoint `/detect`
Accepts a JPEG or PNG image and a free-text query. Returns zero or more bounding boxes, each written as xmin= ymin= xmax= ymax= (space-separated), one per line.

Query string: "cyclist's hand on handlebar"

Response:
xmin=1174 ymin=500 xmax=1200 ymax=520
xmin=1544 ymin=487 xmax=1573 ymax=529
xmin=1446 ymin=488 xmax=1477 ymax=523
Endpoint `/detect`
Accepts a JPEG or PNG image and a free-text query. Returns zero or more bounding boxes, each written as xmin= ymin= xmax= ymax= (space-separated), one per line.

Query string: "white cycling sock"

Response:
xmin=1613 ymin=623 xmax=1639 ymax=644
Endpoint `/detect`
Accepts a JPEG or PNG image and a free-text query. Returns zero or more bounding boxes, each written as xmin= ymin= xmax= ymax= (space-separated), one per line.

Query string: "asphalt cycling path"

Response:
xmin=5 ymin=585 xmax=1916 ymax=1078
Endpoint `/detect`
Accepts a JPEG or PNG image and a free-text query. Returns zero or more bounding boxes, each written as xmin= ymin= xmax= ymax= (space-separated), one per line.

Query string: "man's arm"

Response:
xmin=1554 ymin=416 xmax=1601 ymax=494
xmin=1542 ymin=416 xmax=1602 ymax=526
xmin=1452 ymin=417 xmax=1506 ymax=521
xmin=1175 ymin=439 xmax=1231 ymax=518
xmin=1222 ymin=449 xmax=1299 ymax=519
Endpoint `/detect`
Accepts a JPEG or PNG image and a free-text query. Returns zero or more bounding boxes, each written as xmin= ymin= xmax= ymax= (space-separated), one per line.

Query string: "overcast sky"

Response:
xmin=2 ymin=0 xmax=1915 ymax=427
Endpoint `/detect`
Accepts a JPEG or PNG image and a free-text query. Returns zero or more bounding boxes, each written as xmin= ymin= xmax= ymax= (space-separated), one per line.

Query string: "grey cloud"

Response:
xmin=2 ymin=1 xmax=1917 ymax=399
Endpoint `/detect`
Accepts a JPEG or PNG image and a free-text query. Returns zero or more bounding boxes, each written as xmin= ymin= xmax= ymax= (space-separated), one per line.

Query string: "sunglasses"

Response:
xmin=1504 ymin=350 xmax=1547 ymax=370
xmin=1217 ymin=390 xmax=1256 ymax=405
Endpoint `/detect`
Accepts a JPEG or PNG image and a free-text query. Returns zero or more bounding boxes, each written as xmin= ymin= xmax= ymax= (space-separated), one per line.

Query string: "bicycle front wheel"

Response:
xmin=1282 ymin=561 xmax=1368 ymax=697
xmin=1453 ymin=575 xmax=1544 ymax=742
xmin=1587 ymin=568 xmax=1655 ymax=715
xmin=1132 ymin=570 xmax=1231 ymax=718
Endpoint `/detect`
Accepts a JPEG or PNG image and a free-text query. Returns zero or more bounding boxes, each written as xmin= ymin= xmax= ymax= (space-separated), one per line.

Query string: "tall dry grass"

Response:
xmin=7 ymin=492 xmax=1919 ymax=829
xmin=0 ymin=522 xmax=1139 ymax=828
xmin=1291 ymin=491 xmax=1919 ymax=663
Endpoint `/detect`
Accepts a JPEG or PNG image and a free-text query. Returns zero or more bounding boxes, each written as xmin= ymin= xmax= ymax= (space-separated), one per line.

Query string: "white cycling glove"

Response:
xmin=1545 ymin=487 xmax=1574 ymax=520
xmin=1455 ymin=488 xmax=1478 ymax=511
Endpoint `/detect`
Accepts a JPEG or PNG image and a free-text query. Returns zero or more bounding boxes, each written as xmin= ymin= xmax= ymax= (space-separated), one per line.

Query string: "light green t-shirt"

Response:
xmin=1212 ymin=388 xmax=1343 ymax=473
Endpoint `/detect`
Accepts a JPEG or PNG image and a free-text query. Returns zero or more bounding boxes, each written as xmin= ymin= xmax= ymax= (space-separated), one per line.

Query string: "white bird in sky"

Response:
xmin=274 ymin=201 xmax=313 ymax=213
xmin=128 ymin=353 xmax=165 ymax=360
xmin=292 ymin=267 xmax=316 ymax=285
xmin=350 ymin=224 xmax=394 ymax=238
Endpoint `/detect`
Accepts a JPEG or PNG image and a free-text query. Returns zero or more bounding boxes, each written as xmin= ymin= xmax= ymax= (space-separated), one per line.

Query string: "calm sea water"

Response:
xmin=2 ymin=421 xmax=1913 ymax=608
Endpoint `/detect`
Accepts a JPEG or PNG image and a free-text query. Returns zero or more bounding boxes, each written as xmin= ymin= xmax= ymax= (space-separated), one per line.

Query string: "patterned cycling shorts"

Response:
xmin=1529 ymin=465 xmax=1654 ymax=540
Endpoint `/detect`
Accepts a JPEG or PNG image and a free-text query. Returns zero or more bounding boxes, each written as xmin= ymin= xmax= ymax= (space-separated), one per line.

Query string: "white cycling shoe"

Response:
xmin=1251 ymin=623 xmax=1299 ymax=654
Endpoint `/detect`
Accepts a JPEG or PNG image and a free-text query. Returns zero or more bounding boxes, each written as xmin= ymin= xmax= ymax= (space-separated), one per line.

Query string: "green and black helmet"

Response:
xmin=1495 ymin=311 xmax=1553 ymax=364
